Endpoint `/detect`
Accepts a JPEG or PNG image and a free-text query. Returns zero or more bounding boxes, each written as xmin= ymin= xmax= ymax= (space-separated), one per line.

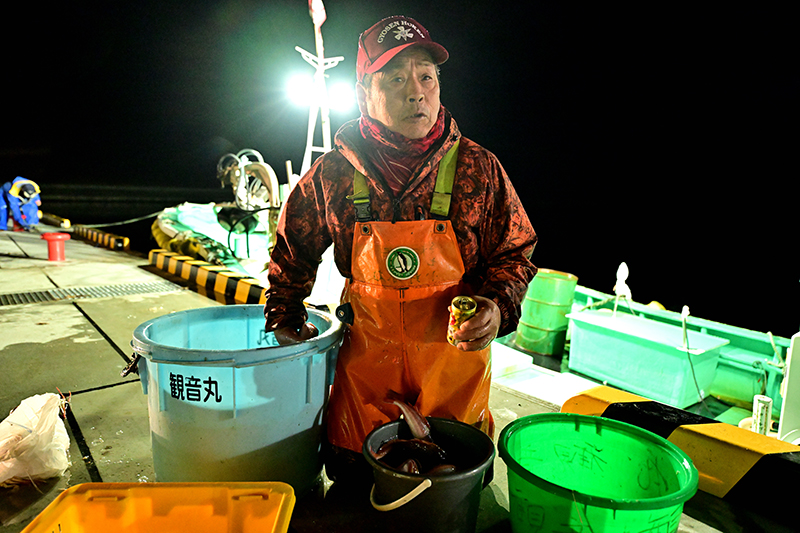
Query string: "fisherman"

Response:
xmin=1 ymin=176 xmax=42 ymax=231
xmin=264 ymin=15 xmax=537 ymax=483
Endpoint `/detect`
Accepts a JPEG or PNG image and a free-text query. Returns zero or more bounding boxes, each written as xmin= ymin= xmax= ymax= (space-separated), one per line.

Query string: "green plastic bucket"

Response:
xmin=499 ymin=413 xmax=698 ymax=533
xmin=363 ymin=418 xmax=495 ymax=533
xmin=515 ymin=269 xmax=578 ymax=356
xmin=513 ymin=324 xmax=567 ymax=356
xmin=132 ymin=305 xmax=343 ymax=495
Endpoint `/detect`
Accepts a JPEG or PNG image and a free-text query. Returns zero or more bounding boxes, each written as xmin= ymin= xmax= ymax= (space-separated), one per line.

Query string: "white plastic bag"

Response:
xmin=0 ymin=393 xmax=70 ymax=483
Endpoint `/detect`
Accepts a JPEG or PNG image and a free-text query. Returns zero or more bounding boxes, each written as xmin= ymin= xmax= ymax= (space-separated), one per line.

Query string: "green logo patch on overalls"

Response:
xmin=386 ymin=247 xmax=420 ymax=280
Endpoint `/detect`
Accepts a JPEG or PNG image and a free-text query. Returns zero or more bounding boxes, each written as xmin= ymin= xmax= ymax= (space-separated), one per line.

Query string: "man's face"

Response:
xmin=358 ymin=48 xmax=441 ymax=139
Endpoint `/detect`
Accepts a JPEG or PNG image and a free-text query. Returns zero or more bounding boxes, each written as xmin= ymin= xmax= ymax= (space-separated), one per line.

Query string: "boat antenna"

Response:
xmin=296 ymin=0 xmax=344 ymax=177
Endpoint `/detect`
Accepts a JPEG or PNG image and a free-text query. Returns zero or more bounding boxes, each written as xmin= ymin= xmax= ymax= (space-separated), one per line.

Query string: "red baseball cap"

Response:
xmin=356 ymin=15 xmax=449 ymax=82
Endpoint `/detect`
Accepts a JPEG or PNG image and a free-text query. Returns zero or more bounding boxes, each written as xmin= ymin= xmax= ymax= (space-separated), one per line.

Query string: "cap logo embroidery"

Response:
xmin=386 ymin=246 xmax=420 ymax=280
xmin=394 ymin=26 xmax=413 ymax=41
xmin=376 ymin=21 xmax=423 ymax=44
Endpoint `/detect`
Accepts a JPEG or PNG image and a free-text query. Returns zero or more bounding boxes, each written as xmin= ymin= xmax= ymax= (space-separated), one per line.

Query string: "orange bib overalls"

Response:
xmin=326 ymin=142 xmax=493 ymax=453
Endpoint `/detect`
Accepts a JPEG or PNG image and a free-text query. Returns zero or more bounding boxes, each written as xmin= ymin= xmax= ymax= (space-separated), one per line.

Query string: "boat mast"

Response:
xmin=296 ymin=0 xmax=343 ymax=177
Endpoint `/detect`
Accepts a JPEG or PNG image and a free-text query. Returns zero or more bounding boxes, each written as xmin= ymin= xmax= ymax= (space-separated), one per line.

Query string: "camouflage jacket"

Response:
xmin=264 ymin=111 xmax=537 ymax=337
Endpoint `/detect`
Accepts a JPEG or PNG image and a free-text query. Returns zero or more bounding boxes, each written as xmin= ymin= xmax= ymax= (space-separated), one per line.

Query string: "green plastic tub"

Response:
xmin=515 ymin=269 xmax=578 ymax=356
xmin=499 ymin=413 xmax=698 ymax=533
xmin=525 ymin=269 xmax=579 ymax=303
xmin=513 ymin=324 xmax=567 ymax=356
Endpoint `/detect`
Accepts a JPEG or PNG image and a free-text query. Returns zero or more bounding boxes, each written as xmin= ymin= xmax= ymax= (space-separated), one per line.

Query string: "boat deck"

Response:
xmin=1 ymin=228 xmax=724 ymax=532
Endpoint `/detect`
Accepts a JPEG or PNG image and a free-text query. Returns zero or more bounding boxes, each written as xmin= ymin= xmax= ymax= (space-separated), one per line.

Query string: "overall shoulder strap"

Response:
xmin=348 ymin=139 xmax=460 ymax=222
xmin=348 ymin=169 xmax=372 ymax=222
xmin=430 ymin=140 xmax=460 ymax=219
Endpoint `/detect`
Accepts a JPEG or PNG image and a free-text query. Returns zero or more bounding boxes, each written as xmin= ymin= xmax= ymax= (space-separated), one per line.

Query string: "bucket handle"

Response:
xmin=234 ymin=345 xmax=320 ymax=368
xmin=148 ymin=356 xmax=237 ymax=366
xmin=130 ymin=344 xmax=321 ymax=368
xmin=369 ymin=478 xmax=432 ymax=512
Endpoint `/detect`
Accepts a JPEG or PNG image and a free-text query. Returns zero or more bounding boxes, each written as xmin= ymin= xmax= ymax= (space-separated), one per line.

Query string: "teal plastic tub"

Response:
xmin=567 ymin=310 xmax=729 ymax=408
xmin=570 ymin=284 xmax=789 ymax=415
xmin=499 ymin=413 xmax=698 ymax=533
xmin=132 ymin=305 xmax=343 ymax=495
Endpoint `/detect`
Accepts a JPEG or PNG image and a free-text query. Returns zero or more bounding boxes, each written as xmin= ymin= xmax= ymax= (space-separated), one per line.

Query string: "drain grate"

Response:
xmin=0 ymin=280 xmax=183 ymax=306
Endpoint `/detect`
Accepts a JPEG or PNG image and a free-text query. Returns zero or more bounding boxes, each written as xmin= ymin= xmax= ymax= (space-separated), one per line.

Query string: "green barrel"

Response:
xmin=514 ymin=269 xmax=578 ymax=356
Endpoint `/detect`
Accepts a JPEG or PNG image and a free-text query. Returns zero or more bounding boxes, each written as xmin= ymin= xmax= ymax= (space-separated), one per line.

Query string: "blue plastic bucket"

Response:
xmin=131 ymin=305 xmax=343 ymax=495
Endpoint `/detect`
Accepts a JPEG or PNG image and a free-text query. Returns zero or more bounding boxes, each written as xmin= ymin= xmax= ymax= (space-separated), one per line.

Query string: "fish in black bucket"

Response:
xmin=371 ymin=392 xmax=457 ymax=475
xmin=363 ymin=412 xmax=496 ymax=533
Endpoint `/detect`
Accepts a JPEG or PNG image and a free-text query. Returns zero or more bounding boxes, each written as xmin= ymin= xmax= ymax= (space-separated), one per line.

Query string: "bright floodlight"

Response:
xmin=328 ymin=82 xmax=355 ymax=111
xmin=287 ymin=74 xmax=314 ymax=106
xmin=287 ymin=73 xmax=353 ymax=112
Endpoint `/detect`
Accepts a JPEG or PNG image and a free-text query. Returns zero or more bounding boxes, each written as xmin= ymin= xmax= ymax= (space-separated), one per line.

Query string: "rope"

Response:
xmin=77 ymin=211 xmax=163 ymax=228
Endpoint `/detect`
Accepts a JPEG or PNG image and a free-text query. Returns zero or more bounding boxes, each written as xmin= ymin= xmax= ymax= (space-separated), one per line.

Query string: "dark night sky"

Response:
xmin=3 ymin=1 xmax=797 ymax=337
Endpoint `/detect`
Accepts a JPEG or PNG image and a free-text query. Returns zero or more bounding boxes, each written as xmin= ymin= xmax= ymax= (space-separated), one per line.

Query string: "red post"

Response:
xmin=41 ymin=232 xmax=71 ymax=261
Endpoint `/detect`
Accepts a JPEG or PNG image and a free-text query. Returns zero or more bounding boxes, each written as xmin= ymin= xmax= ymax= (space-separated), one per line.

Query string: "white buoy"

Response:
xmin=613 ymin=261 xmax=632 ymax=317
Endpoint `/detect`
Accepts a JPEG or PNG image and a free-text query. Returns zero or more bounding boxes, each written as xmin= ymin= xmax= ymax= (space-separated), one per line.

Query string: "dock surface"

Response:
xmin=1 ymin=228 xmax=721 ymax=532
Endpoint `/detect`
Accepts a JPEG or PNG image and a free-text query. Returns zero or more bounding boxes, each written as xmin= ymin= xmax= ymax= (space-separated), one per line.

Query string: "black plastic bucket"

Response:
xmin=363 ymin=417 xmax=495 ymax=533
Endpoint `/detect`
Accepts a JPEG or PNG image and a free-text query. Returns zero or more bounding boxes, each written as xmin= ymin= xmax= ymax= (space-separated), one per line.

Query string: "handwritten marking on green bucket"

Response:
xmin=499 ymin=413 xmax=698 ymax=533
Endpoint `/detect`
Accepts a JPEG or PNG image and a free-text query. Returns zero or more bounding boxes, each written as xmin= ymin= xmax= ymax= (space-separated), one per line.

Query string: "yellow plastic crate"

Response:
xmin=22 ymin=482 xmax=295 ymax=533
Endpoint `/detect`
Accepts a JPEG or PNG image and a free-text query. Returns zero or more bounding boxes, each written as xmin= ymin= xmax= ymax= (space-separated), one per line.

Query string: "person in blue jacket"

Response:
xmin=1 ymin=177 xmax=42 ymax=230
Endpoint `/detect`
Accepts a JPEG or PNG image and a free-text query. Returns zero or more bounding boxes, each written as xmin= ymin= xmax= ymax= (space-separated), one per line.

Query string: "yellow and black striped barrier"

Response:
xmin=148 ymin=249 xmax=266 ymax=305
xmin=40 ymin=212 xmax=71 ymax=229
xmin=562 ymin=385 xmax=800 ymax=529
xmin=72 ymin=225 xmax=130 ymax=251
